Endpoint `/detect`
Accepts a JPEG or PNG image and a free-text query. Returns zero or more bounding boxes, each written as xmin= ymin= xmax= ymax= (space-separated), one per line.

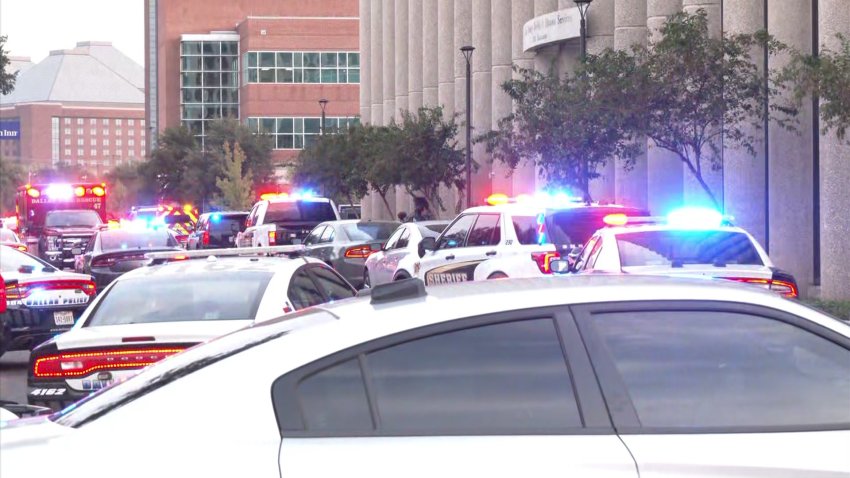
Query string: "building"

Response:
xmin=7 ymin=56 xmax=34 ymax=75
xmin=0 ymin=42 xmax=146 ymax=179
xmin=359 ymin=0 xmax=849 ymax=300
xmin=145 ymin=0 xmax=360 ymax=170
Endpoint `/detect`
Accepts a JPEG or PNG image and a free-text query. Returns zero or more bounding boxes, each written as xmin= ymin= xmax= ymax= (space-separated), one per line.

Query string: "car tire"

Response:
xmin=393 ymin=271 xmax=411 ymax=281
xmin=488 ymin=272 xmax=509 ymax=280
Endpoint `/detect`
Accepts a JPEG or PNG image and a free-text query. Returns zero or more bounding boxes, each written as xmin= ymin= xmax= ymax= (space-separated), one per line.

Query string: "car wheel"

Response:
xmin=394 ymin=271 xmax=411 ymax=281
xmin=488 ymin=272 xmax=509 ymax=280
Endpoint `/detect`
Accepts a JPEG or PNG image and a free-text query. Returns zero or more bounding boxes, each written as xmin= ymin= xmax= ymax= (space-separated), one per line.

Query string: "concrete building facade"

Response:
xmin=359 ymin=0 xmax=849 ymax=299
xmin=145 ymin=0 xmax=360 ymax=167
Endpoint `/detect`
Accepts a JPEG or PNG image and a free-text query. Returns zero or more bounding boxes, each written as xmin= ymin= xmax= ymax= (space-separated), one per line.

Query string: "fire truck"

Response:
xmin=15 ymin=183 xmax=108 ymax=269
xmin=128 ymin=203 xmax=198 ymax=246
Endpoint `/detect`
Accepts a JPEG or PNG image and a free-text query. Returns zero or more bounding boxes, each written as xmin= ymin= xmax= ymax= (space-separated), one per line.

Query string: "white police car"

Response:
xmin=414 ymin=193 xmax=647 ymax=285
xmin=571 ymin=207 xmax=799 ymax=297
xmin=364 ymin=220 xmax=450 ymax=286
xmin=26 ymin=246 xmax=357 ymax=410
xmin=1 ymin=276 xmax=848 ymax=478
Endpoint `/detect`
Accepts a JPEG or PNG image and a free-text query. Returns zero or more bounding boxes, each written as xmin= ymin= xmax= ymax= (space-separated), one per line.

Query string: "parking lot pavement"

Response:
xmin=0 ymin=351 xmax=30 ymax=406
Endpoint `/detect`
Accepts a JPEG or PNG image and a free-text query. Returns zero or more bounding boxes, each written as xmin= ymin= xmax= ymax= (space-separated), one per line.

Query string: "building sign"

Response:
xmin=0 ymin=119 xmax=21 ymax=141
xmin=523 ymin=7 xmax=581 ymax=53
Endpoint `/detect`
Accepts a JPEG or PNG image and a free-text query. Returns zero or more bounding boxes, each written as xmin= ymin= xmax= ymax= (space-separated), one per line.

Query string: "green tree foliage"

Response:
xmin=138 ymin=126 xmax=197 ymax=203
xmin=0 ymin=156 xmax=23 ymax=213
xmin=784 ymin=34 xmax=850 ymax=141
xmin=396 ymin=107 xmax=466 ymax=212
xmin=291 ymin=125 xmax=369 ymax=207
xmin=105 ymin=163 xmax=143 ymax=216
xmin=0 ymin=35 xmax=17 ymax=95
xmin=213 ymin=142 xmax=255 ymax=210
xmin=362 ymin=124 xmax=404 ymax=217
xmin=205 ymin=119 xmax=275 ymax=187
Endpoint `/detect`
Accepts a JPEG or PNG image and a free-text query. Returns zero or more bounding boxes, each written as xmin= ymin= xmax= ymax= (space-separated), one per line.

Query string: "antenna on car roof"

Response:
xmin=369 ymin=278 xmax=427 ymax=305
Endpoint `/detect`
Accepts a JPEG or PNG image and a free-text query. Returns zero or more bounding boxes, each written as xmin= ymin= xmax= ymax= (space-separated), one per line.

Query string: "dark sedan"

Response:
xmin=303 ymin=220 xmax=400 ymax=289
xmin=187 ymin=212 xmax=248 ymax=250
xmin=75 ymin=228 xmax=182 ymax=292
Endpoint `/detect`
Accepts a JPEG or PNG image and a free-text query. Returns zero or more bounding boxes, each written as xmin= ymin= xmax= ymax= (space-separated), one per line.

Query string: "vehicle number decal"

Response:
xmin=30 ymin=388 xmax=67 ymax=396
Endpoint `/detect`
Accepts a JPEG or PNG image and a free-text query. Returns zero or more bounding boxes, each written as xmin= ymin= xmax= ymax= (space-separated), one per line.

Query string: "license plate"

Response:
xmin=72 ymin=247 xmax=82 ymax=255
xmin=54 ymin=311 xmax=75 ymax=326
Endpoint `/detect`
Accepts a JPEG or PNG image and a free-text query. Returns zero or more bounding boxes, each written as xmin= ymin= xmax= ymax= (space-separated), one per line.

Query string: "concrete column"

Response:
xmin=439 ymin=0 xmax=456 ymax=113
xmin=453 ymin=0 xmax=472 ymax=213
xmin=588 ymin=0 xmax=616 ymax=203
xmin=408 ymin=0 xmax=424 ymax=111
xmin=395 ymin=0 xmax=411 ymax=214
xmin=555 ymin=0 xmax=581 ymax=76
xmin=645 ymin=0 xmax=683 ymax=215
xmin=614 ymin=0 xmax=648 ymax=209
xmin=511 ymin=0 xmax=537 ymax=195
xmin=422 ymin=0 xmax=439 ymax=107
xmin=491 ymin=0 xmax=514 ymax=196
xmin=768 ymin=0 xmax=814 ymax=296
xmin=722 ymin=0 xmax=767 ymax=244
xmin=683 ymin=0 xmax=721 ymax=35
xmin=818 ymin=0 xmax=850 ymax=299
xmin=470 ymin=0 xmax=493 ymax=206
xmin=370 ymin=0 xmax=384 ymax=125
xmin=382 ymin=0 xmax=397 ymax=124
xmin=359 ymin=0 xmax=373 ymax=219
xmin=534 ymin=0 xmax=559 ymax=74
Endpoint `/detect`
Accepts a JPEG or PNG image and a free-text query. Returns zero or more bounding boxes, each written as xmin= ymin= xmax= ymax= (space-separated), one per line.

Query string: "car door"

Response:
xmin=383 ymin=226 xmax=411 ymax=281
xmin=274 ymin=308 xmax=638 ymax=477
xmin=371 ymin=226 xmax=403 ymax=284
xmin=418 ymin=214 xmax=502 ymax=286
xmin=239 ymin=204 xmax=260 ymax=248
xmin=572 ymin=301 xmax=850 ymax=477
xmin=307 ymin=225 xmax=336 ymax=263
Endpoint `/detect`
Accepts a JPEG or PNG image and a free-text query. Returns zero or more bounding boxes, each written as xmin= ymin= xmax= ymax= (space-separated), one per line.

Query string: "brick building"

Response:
xmin=145 ymin=0 xmax=360 ymax=170
xmin=0 ymin=42 xmax=146 ymax=179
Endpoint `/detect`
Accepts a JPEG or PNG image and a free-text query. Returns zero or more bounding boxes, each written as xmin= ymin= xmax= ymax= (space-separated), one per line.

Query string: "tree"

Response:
xmin=784 ymin=34 xmax=850 ymax=141
xmin=291 ymin=125 xmax=369 ymax=206
xmin=105 ymin=163 xmax=144 ymax=215
xmin=629 ymin=10 xmax=796 ymax=208
xmin=484 ymin=56 xmax=642 ymax=201
xmin=0 ymin=156 xmax=23 ymax=213
xmin=205 ymin=119 xmax=275 ymax=189
xmin=213 ymin=142 xmax=255 ymax=210
xmin=396 ymin=106 xmax=466 ymax=213
xmin=0 ymin=35 xmax=16 ymax=95
xmin=363 ymin=124 xmax=404 ymax=217
xmin=138 ymin=126 xmax=197 ymax=203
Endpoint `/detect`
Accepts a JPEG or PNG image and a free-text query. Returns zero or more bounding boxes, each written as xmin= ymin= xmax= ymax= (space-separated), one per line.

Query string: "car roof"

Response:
xmin=599 ymin=224 xmax=749 ymax=235
xmin=461 ymin=202 xmax=642 ymax=215
xmin=114 ymin=255 xmax=318 ymax=281
xmin=265 ymin=197 xmax=331 ymax=204
xmin=201 ymin=211 xmax=248 ymax=217
xmin=323 ymin=219 xmax=399 ymax=226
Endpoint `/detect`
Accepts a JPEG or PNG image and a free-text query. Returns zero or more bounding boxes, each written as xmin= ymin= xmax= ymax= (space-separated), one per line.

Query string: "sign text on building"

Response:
xmin=523 ymin=7 xmax=581 ymax=53
xmin=0 ymin=119 xmax=21 ymax=141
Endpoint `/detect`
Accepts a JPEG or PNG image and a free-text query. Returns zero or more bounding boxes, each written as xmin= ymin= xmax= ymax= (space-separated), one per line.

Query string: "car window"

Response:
xmin=573 ymin=236 xmax=598 ymax=271
xmin=616 ymin=230 xmax=763 ymax=267
xmin=367 ymin=318 xmax=582 ymax=432
xmin=341 ymin=222 xmax=398 ymax=242
xmin=287 ymin=268 xmax=325 ymax=309
xmin=0 ymin=247 xmax=56 ymax=273
xmin=384 ymin=227 xmax=404 ymax=250
xmin=545 ymin=207 xmax=648 ymax=248
xmin=319 ymin=226 xmax=335 ymax=244
xmin=298 ymin=358 xmax=373 ymax=431
xmin=308 ymin=266 xmax=356 ymax=302
xmin=85 ymin=234 xmax=98 ymax=253
xmin=437 ymin=214 xmax=476 ymax=250
xmin=265 ymin=201 xmax=337 ymax=223
xmin=395 ymin=229 xmax=411 ymax=248
xmin=591 ymin=310 xmax=850 ymax=429
xmin=466 ymin=214 xmax=501 ymax=247
xmin=100 ymin=231 xmax=178 ymax=251
xmin=512 ymin=215 xmax=540 ymax=245
xmin=584 ymin=237 xmax=604 ymax=270
xmin=209 ymin=214 xmax=247 ymax=234
xmin=305 ymin=226 xmax=325 ymax=246
xmin=246 ymin=204 xmax=260 ymax=227
xmin=45 ymin=210 xmax=102 ymax=228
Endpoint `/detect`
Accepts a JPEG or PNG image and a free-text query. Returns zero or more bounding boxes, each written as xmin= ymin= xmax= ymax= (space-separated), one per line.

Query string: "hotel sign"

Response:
xmin=0 ymin=119 xmax=21 ymax=141
xmin=523 ymin=7 xmax=581 ymax=53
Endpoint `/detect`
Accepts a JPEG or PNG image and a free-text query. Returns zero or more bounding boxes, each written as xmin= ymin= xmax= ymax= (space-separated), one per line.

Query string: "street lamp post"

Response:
xmin=574 ymin=0 xmax=593 ymax=62
xmin=318 ymin=98 xmax=329 ymax=135
xmin=460 ymin=45 xmax=474 ymax=208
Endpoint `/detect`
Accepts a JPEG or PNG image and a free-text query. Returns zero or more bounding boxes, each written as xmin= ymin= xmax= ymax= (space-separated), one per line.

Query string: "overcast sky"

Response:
xmin=1 ymin=0 xmax=144 ymax=66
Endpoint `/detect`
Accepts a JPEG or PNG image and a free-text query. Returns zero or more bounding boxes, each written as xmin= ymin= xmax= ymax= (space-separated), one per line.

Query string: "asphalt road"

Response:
xmin=0 ymin=351 xmax=29 ymax=406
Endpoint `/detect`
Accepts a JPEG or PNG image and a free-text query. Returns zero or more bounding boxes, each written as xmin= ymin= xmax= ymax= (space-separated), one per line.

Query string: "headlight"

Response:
xmin=45 ymin=236 xmax=60 ymax=251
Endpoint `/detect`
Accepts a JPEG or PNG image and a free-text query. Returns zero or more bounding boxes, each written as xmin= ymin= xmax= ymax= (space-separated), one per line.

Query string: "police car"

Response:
xmin=1 ymin=276 xmax=848 ymax=478
xmin=570 ymin=207 xmax=799 ymax=297
xmin=414 ymin=193 xmax=647 ymax=285
xmin=26 ymin=246 xmax=357 ymax=410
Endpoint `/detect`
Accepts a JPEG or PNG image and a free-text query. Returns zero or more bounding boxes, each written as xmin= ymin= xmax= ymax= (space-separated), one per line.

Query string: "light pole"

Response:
xmin=318 ymin=98 xmax=329 ymax=135
xmin=574 ymin=0 xmax=593 ymax=62
xmin=460 ymin=45 xmax=474 ymax=208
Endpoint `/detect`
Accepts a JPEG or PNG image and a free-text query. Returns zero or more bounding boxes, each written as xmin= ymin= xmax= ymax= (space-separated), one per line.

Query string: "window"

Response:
xmin=287 ymin=269 xmax=325 ymax=310
xmin=308 ymin=267 xmax=355 ymax=302
xmin=102 ymin=129 xmax=109 ymax=136
xmin=77 ymin=118 xmax=84 ymax=125
xmin=395 ymin=229 xmax=411 ymax=249
xmin=115 ymin=119 xmax=122 ymax=126
xmin=102 ymin=118 xmax=109 ymax=126
xmin=298 ymin=359 xmax=373 ymax=431
xmin=512 ymin=216 xmax=540 ymax=245
xmin=90 ymin=129 xmax=97 ymax=136
xmin=77 ymin=136 xmax=84 ymax=145
xmin=77 ymin=149 xmax=84 ymax=156
xmin=64 ymin=118 xmax=71 ymax=125
xmin=89 ymin=118 xmax=97 ymax=125
xmin=319 ymin=226 xmax=335 ymax=244
xmin=591 ymin=310 xmax=850 ymax=429
xmin=116 ymin=139 xmax=123 ymax=147
xmin=245 ymin=50 xmax=360 ymax=84
xmin=128 ymin=119 xmax=135 ymax=126
xmin=103 ymin=139 xmax=110 ymax=146
xmin=181 ymin=39 xmax=240 ymax=145
xmin=64 ymin=138 xmax=70 ymax=146
xmin=128 ymin=139 xmax=135 ymax=146
xmin=437 ymin=214 xmax=476 ymax=249
xmin=64 ymin=148 xmax=71 ymax=156
xmin=573 ymin=236 xmax=599 ymax=271
xmin=384 ymin=227 xmax=404 ymax=250
xmin=466 ymin=214 xmax=501 ymax=246
xmin=304 ymin=226 xmax=325 ymax=246
xmin=367 ymin=319 xmax=581 ymax=432
xmin=90 ymin=149 xmax=97 ymax=157
xmin=77 ymin=128 xmax=83 ymax=135
xmin=247 ymin=117 xmax=358 ymax=150
xmin=616 ymin=230 xmax=763 ymax=267
xmin=583 ymin=237 xmax=604 ymax=270
xmin=116 ymin=129 xmax=122 ymax=136
xmin=64 ymin=128 xmax=71 ymax=135
xmin=91 ymin=139 xmax=98 ymax=146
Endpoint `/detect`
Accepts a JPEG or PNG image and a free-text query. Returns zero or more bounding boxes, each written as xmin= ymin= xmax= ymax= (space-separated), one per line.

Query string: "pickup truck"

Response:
xmin=237 ymin=197 xmax=340 ymax=248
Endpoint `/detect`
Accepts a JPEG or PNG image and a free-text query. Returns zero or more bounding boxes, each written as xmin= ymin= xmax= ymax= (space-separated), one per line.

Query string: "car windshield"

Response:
xmin=421 ymin=223 xmax=449 ymax=236
xmin=617 ymin=230 xmax=764 ymax=267
xmin=84 ymin=271 xmax=273 ymax=326
xmin=342 ymin=222 xmax=399 ymax=241
xmin=45 ymin=210 xmax=102 ymax=228
xmin=100 ymin=231 xmax=178 ymax=251
xmin=265 ymin=201 xmax=337 ymax=223
xmin=53 ymin=309 xmax=336 ymax=428
xmin=209 ymin=214 xmax=247 ymax=233
xmin=542 ymin=208 xmax=649 ymax=247
xmin=0 ymin=247 xmax=55 ymax=273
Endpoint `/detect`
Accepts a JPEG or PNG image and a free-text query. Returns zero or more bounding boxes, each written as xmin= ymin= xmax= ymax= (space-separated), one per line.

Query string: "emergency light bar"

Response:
xmin=145 ymin=245 xmax=306 ymax=264
xmin=602 ymin=207 xmax=735 ymax=229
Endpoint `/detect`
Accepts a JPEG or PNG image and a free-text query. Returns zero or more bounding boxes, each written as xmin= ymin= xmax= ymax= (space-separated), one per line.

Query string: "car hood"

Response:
xmin=3 ymin=269 xmax=92 ymax=283
xmin=620 ymin=264 xmax=772 ymax=279
xmin=57 ymin=320 xmax=253 ymax=351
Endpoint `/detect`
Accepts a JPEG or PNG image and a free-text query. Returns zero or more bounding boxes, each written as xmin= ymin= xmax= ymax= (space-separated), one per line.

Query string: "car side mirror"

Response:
xmin=549 ymin=259 xmax=571 ymax=274
xmin=418 ymin=237 xmax=437 ymax=258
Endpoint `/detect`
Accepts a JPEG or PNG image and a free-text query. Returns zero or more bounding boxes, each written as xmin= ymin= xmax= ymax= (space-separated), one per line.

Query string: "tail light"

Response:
xmin=268 ymin=230 xmax=276 ymax=245
xmin=202 ymin=230 xmax=210 ymax=245
xmin=531 ymin=251 xmax=560 ymax=274
xmin=33 ymin=346 xmax=187 ymax=379
xmin=5 ymin=279 xmax=96 ymax=299
xmin=345 ymin=245 xmax=374 ymax=259
xmin=726 ymin=277 xmax=799 ymax=298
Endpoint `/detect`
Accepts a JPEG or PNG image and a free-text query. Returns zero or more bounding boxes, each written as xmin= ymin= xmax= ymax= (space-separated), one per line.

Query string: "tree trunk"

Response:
xmin=683 ymin=157 xmax=721 ymax=211
xmin=377 ymin=190 xmax=394 ymax=218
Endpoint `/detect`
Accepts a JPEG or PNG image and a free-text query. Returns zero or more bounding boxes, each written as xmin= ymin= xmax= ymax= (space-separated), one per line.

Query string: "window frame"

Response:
xmin=571 ymin=300 xmax=850 ymax=435
xmin=271 ymin=305 xmax=612 ymax=438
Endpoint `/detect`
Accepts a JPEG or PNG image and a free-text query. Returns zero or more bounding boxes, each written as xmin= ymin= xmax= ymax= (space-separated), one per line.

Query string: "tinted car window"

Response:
xmin=309 ymin=266 xmax=356 ymax=302
xmin=100 ymin=231 xmax=178 ymax=251
xmin=384 ymin=227 xmax=404 ymax=250
xmin=288 ymin=269 xmax=325 ymax=309
xmin=319 ymin=226 xmax=335 ymax=243
xmin=305 ymin=226 xmax=325 ymax=246
xmin=208 ymin=214 xmax=247 ymax=233
xmin=45 ymin=210 xmax=102 ymax=228
xmin=395 ymin=229 xmax=411 ymax=248
xmin=466 ymin=214 xmax=501 ymax=247
xmin=512 ymin=216 xmax=540 ymax=245
xmin=367 ymin=319 xmax=582 ymax=432
xmin=265 ymin=201 xmax=337 ymax=223
xmin=616 ymin=230 xmax=763 ymax=267
xmin=0 ymin=247 xmax=55 ymax=273
xmin=86 ymin=272 xmax=273 ymax=326
xmin=298 ymin=358 xmax=373 ymax=431
xmin=592 ymin=310 xmax=850 ymax=429
xmin=437 ymin=214 xmax=476 ymax=250
xmin=546 ymin=208 xmax=647 ymax=247
xmin=342 ymin=222 xmax=399 ymax=241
